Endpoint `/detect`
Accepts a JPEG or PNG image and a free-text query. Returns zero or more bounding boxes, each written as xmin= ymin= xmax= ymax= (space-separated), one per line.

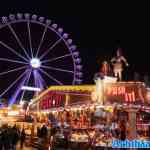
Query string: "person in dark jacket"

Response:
xmin=1 ymin=129 xmax=9 ymax=150
xmin=11 ymin=127 xmax=20 ymax=150
xmin=41 ymin=125 xmax=48 ymax=138
xmin=37 ymin=126 xmax=41 ymax=138
xmin=20 ymin=128 xmax=26 ymax=148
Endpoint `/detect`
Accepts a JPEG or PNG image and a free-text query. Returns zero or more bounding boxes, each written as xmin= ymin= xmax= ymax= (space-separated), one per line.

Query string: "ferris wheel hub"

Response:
xmin=30 ymin=58 xmax=41 ymax=69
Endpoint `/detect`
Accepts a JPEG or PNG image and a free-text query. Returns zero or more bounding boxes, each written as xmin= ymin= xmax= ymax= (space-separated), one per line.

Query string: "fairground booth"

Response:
xmin=28 ymin=76 xmax=150 ymax=148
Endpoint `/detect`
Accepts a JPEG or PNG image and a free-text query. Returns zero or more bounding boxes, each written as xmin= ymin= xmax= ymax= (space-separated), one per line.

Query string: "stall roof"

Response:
xmin=30 ymin=81 xmax=145 ymax=106
xmin=31 ymin=85 xmax=95 ymax=105
xmin=48 ymin=85 xmax=95 ymax=91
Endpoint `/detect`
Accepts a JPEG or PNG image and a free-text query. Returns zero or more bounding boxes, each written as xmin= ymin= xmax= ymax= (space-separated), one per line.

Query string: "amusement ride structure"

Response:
xmin=0 ymin=13 xmax=83 ymax=105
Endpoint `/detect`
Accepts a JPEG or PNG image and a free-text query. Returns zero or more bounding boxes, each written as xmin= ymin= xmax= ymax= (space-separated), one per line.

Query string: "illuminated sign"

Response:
xmin=21 ymin=86 xmax=41 ymax=92
xmin=39 ymin=91 xmax=91 ymax=109
xmin=104 ymin=82 xmax=145 ymax=104
xmin=39 ymin=92 xmax=65 ymax=109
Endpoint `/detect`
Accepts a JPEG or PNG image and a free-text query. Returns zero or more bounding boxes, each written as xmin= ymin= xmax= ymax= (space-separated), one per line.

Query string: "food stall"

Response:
xmin=28 ymin=77 xmax=150 ymax=149
xmin=29 ymin=84 xmax=113 ymax=148
xmin=0 ymin=104 xmax=26 ymax=125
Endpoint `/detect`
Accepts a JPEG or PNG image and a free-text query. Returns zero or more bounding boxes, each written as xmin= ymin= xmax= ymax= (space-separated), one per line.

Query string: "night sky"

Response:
xmin=0 ymin=1 xmax=150 ymax=85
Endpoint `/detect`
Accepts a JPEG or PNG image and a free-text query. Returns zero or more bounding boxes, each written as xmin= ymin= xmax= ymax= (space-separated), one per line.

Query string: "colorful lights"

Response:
xmin=8 ymin=110 xmax=19 ymax=116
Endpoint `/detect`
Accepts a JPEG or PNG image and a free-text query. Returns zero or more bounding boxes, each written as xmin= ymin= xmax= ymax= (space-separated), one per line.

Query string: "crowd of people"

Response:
xmin=0 ymin=124 xmax=26 ymax=150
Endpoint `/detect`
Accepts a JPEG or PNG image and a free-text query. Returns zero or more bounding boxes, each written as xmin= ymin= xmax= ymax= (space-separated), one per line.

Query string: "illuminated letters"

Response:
xmin=39 ymin=93 xmax=62 ymax=109
xmin=106 ymin=86 xmax=136 ymax=103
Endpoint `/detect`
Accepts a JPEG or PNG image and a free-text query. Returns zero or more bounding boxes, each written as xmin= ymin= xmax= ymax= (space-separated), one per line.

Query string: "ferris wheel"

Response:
xmin=0 ymin=13 xmax=83 ymax=105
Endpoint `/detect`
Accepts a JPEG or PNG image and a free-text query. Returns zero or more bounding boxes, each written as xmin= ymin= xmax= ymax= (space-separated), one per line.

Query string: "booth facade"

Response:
xmin=28 ymin=78 xmax=150 ymax=148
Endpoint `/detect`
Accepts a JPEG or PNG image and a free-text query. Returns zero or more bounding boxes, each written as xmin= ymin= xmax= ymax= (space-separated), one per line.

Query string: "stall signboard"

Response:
xmin=104 ymin=82 xmax=146 ymax=104
xmin=39 ymin=91 xmax=92 ymax=110
xmin=39 ymin=92 xmax=65 ymax=109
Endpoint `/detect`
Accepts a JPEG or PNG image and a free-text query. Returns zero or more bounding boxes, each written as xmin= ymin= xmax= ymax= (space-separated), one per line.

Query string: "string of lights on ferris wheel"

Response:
xmin=0 ymin=13 xmax=83 ymax=105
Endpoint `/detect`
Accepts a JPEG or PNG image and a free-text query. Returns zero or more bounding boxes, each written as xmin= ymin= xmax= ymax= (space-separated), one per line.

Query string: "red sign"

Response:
xmin=39 ymin=92 xmax=64 ymax=109
xmin=104 ymin=82 xmax=145 ymax=104
xmin=106 ymin=86 xmax=136 ymax=102
xmin=39 ymin=91 xmax=91 ymax=110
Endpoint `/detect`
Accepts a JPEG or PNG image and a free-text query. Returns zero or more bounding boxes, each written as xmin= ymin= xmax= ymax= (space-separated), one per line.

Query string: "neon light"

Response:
xmin=106 ymin=86 xmax=126 ymax=95
xmin=106 ymin=86 xmax=136 ymax=102
xmin=125 ymin=91 xmax=135 ymax=102
xmin=39 ymin=94 xmax=62 ymax=109
xmin=21 ymin=86 xmax=41 ymax=92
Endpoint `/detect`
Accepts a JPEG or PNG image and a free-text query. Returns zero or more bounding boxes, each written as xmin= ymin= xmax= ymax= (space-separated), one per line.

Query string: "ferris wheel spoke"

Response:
xmin=19 ymin=87 xmax=26 ymax=104
xmin=27 ymin=21 xmax=33 ymax=58
xmin=20 ymin=69 xmax=32 ymax=102
xmin=40 ymin=38 xmax=63 ymax=59
xmin=36 ymin=73 xmax=42 ymax=89
xmin=41 ymin=65 xmax=74 ymax=73
xmin=0 ymin=66 xmax=27 ymax=76
xmin=0 ymin=41 xmax=29 ymax=62
xmin=8 ymin=24 xmax=31 ymax=60
xmin=38 ymin=72 xmax=47 ymax=89
xmin=0 ymin=69 xmax=28 ymax=97
xmin=9 ymin=69 xmax=31 ymax=105
xmin=39 ymin=68 xmax=63 ymax=85
xmin=24 ymin=69 xmax=32 ymax=87
xmin=33 ymin=70 xmax=45 ymax=95
xmin=42 ymin=53 xmax=72 ymax=63
xmin=0 ymin=58 xmax=29 ymax=64
xmin=36 ymin=25 xmax=48 ymax=57
xmin=35 ymin=70 xmax=47 ymax=89
xmin=33 ymin=70 xmax=39 ymax=88
xmin=37 ymin=70 xmax=47 ymax=89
